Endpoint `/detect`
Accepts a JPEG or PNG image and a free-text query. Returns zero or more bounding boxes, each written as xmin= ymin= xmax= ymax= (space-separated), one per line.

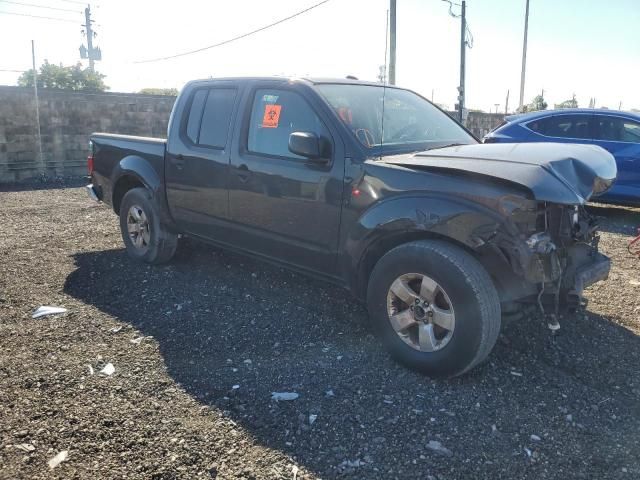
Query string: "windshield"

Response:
xmin=316 ymin=84 xmax=476 ymax=154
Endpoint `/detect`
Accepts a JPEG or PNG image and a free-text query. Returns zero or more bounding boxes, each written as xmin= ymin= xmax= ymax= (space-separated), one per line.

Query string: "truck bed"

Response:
xmin=90 ymin=133 xmax=167 ymax=210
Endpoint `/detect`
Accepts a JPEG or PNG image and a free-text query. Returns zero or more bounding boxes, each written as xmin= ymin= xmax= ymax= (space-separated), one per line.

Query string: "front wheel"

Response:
xmin=119 ymin=187 xmax=178 ymax=264
xmin=366 ymin=240 xmax=501 ymax=378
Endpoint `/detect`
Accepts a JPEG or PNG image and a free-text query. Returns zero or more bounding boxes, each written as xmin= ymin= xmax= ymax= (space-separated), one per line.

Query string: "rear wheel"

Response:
xmin=119 ymin=187 xmax=177 ymax=264
xmin=366 ymin=240 xmax=501 ymax=377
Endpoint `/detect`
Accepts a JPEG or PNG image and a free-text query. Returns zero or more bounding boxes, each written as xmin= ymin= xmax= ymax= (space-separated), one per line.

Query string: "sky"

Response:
xmin=0 ymin=0 xmax=638 ymax=112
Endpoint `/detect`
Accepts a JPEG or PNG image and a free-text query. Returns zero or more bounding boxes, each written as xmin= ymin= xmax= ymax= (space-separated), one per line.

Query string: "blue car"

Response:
xmin=484 ymin=109 xmax=640 ymax=205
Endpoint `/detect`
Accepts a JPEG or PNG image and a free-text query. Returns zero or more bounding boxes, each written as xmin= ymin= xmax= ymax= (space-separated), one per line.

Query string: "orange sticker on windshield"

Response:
xmin=262 ymin=104 xmax=281 ymax=128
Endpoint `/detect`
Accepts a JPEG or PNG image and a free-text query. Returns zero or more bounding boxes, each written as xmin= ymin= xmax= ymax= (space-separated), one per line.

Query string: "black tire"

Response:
xmin=119 ymin=187 xmax=178 ymax=264
xmin=366 ymin=239 xmax=501 ymax=378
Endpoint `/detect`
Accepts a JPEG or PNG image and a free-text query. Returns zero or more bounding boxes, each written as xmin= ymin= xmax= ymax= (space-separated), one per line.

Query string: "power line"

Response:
xmin=54 ymin=0 xmax=93 ymax=5
xmin=135 ymin=0 xmax=331 ymax=64
xmin=0 ymin=1 xmax=80 ymax=13
xmin=0 ymin=10 xmax=79 ymax=22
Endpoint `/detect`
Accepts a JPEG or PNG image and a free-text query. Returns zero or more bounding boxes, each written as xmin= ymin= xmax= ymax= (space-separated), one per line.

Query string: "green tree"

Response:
xmin=528 ymin=94 xmax=548 ymax=112
xmin=18 ymin=60 xmax=108 ymax=92
xmin=555 ymin=95 xmax=578 ymax=109
xmin=138 ymin=87 xmax=179 ymax=96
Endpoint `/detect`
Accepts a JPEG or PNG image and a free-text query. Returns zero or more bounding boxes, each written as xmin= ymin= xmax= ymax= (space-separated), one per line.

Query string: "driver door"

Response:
xmin=228 ymin=84 xmax=345 ymax=276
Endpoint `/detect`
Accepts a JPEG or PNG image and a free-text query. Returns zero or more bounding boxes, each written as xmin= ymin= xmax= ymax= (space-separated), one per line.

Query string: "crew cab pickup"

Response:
xmin=87 ymin=77 xmax=616 ymax=377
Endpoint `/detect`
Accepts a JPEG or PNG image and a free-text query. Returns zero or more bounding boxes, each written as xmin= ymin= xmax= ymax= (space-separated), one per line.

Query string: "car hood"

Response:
xmin=380 ymin=142 xmax=617 ymax=205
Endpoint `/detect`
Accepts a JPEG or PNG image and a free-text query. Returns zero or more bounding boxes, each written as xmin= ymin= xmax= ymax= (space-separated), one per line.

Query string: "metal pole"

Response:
xmin=505 ymin=89 xmax=510 ymax=114
xmin=31 ymin=40 xmax=44 ymax=176
xmin=85 ymin=5 xmax=94 ymax=71
xmin=458 ymin=0 xmax=466 ymax=123
xmin=388 ymin=0 xmax=396 ymax=85
xmin=518 ymin=0 xmax=530 ymax=110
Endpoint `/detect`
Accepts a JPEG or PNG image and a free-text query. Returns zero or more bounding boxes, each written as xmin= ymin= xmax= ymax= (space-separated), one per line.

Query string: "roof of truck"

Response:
xmin=187 ymin=76 xmax=403 ymax=89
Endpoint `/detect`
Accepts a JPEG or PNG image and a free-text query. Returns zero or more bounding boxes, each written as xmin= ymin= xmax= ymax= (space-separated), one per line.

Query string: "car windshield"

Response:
xmin=315 ymin=83 xmax=476 ymax=155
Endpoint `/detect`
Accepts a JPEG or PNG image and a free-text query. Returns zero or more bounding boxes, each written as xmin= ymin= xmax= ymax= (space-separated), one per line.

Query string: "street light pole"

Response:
xmin=458 ymin=0 xmax=466 ymax=123
xmin=389 ymin=0 xmax=396 ymax=85
xmin=518 ymin=0 xmax=530 ymax=110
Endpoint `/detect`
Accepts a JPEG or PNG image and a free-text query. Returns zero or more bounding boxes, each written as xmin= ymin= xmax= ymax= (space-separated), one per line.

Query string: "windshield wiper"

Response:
xmin=424 ymin=142 xmax=467 ymax=151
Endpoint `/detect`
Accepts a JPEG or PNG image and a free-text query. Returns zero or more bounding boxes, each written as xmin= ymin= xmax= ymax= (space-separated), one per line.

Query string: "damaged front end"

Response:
xmin=490 ymin=195 xmax=610 ymax=324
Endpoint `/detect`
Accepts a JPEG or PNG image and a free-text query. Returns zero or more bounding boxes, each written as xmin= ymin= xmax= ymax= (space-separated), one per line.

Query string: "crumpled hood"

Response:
xmin=381 ymin=142 xmax=617 ymax=205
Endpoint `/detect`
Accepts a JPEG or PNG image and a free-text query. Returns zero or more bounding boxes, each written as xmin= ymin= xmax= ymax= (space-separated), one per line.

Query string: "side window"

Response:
xmin=528 ymin=115 xmax=591 ymax=139
xmin=594 ymin=116 xmax=640 ymax=143
xmin=247 ymin=89 xmax=329 ymax=159
xmin=186 ymin=89 xmax=207 ymax=143
xmin=622 ymin=120 xmax=640 ymax=143
xmin=184 ymin=88 xmax=236 ymax=147
xmin=199 ymin=89 xmax=237 ymax=148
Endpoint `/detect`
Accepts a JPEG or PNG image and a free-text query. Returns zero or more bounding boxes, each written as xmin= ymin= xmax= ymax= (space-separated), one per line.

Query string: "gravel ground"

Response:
xmin=1 ymin=184 xmax=640 ymax=479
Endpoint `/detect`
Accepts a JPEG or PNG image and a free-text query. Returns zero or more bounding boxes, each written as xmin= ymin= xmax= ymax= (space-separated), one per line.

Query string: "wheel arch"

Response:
xmin=110 ymin=155 xmax=161 ymax=214
xmin=345 ymin=196 xmax=533 ymax=302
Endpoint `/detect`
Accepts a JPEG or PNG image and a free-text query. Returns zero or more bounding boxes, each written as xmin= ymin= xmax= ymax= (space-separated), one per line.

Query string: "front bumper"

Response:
xmin=573 ymin=252 xmax=611 ymax=297
xmin=86 ymin=184 xmax=100 ymax=202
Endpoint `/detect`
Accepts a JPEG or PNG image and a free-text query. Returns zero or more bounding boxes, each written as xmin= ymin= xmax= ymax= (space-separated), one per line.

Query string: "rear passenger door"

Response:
xmin=165 ymin=82 xmax=239 ymax=238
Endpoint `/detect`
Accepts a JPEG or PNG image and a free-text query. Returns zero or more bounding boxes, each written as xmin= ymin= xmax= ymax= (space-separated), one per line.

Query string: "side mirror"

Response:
xmin=288 ymin=132 xmax=329 ymax=163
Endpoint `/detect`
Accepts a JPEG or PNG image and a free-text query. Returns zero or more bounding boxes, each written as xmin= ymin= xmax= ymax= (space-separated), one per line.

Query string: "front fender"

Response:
xmin=343 ymin=194 xmax=519 ymax=297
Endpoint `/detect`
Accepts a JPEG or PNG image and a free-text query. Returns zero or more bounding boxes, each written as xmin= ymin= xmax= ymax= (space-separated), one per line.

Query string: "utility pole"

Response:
xmin=505 ymin=89 xmax=510 ymax=114
xmin=31 ymin=40 xmax=44 ymax=176
xmin=84 ymin=5 xmax=95 ymax=71
xmin=389 ymin=0 xmax=396 ymax=85
xmin=518 ymin=0 xmax=530 ymax=110
xmin=458 ymin=0 xmax=466 ymax=123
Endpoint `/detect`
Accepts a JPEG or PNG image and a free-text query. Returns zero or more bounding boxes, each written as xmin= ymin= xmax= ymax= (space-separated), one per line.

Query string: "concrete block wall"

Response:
xmin=447 ymin=111 xmax=506 ymax=139
xmin=0 ymin=86 xmax=176 ymax=183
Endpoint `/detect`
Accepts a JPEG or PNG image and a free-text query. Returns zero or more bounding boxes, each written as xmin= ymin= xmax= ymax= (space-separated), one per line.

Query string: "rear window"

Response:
xmin=184 ymin=88 xmax=237 ymax=148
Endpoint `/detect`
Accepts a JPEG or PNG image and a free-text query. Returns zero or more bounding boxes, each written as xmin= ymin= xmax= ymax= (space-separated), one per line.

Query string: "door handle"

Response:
xmin=170 ymin=154 xmax=185 ymax=170
xmin=237 ymin=164 xmax=250 ymax=183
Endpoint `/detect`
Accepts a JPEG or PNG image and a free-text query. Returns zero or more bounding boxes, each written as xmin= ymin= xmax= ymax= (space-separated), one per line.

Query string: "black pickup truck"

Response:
xmin=87 ymin=77 xmax=616 ymax=377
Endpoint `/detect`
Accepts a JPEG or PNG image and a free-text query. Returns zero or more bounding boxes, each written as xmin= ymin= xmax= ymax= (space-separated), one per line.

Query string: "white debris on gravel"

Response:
xmin=510 ymin=371 xmax=523 ymax=377
xmin=130 ymin=337 xmax=144 ymax=345
xmin=325 ymin=389 xmax=335 ymax=397
xmin=86 ymin=364 xmax=94 ymax=375
xmin=271 ymin=392 xmax=299 ymax=401
xmin=15 ymin=443 xmax=35 ymax=452
xmin=524 ymin=447 xmax=532 ymax=457
xmin=291 ymin=465 xmax=299 ymax=480
xmin=426 ymin=440 xmax=453 ymax=457
xmin=109 ymin=326 xmax=122 ymax=333
xmin=48 ymin=450 xmax=68 ymax=469
xmin=530 ymin=434 xmax=541 ymax=441
xmin=100 ymin=363 xmax=115 ymax=376
xmin=338 ymin=459 xmax=364 ymax=468
xmin=32 ymin=306 xmax=67 ymax=318
xmin=309 ymin=414 xmax=318 ymax=425
xmin=232 ymin=385 xmax=240 ymax=390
